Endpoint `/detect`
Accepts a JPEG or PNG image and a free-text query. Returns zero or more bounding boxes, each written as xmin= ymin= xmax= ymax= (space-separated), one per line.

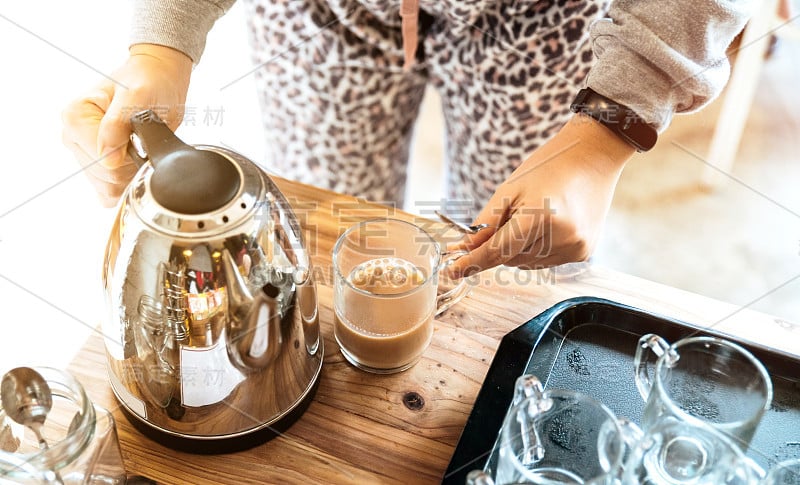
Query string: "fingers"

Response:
xmin=447 ymin=194 xmax=592 ymax=277
xmin=456 ymin=193 xmax=513 ymax=251
xmin=503 ymin=240 xmax=589 ymax=270
xmin=449 ymin=213 xmax=541 ymax=278
xmin=63 ymin=141 xmax=135 ymax=207
xmin=500 ymin=239 xmax=553 ymax=270
xmin=447 ymin=192 xmax=525 ymax=277
xmin=97 ymin=89 xmax=134 ymax=167
xmin=502 ymin=216 xmax=591 ymax=269
xmin=450 ymin=225 xmax=589 ymax=277
xmin=62 ymin=83 xmax=139 ymax=207
xmin=62 ymin=46 xmax=193 ymax=208
xmin=62 ymin=87 xmax=108 ymax=162
xmin=96 ymin=83 xmax=184 ymax=162
xmin=63 ymin=82 xmax=130 ymax=171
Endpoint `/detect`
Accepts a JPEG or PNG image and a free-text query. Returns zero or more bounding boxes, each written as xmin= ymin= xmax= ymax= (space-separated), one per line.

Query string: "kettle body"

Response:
xmin=102 ymin=114 xmax=322 ymax=451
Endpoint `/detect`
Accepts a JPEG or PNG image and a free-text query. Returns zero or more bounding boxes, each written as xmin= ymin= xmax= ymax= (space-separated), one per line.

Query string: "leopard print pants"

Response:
xmin=241 ymin=0 xmax=609 ymax=214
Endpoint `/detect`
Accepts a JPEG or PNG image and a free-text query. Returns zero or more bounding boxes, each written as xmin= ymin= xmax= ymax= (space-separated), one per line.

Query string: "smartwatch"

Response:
xmin=570 ymin=88 xmax=658 ymax=152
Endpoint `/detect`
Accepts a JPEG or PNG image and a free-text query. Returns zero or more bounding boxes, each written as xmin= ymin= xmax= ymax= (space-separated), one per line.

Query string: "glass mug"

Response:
xmin=0 ymin=367 xmax=126 ymax=484
xmin=332 ymin=218 xmax=470 ymax=374
xmin=621 ymin=418 xmax=765 ymax=485
xmin=634 ymin=334 xmax=773 ymax=450
xmin=473 ymin=374 xmax=642 ymax=485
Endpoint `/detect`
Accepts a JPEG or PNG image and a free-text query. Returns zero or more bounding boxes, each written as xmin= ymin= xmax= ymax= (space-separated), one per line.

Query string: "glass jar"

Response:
xmin=133 ymin=295 xmax=181 ymax=408
xmin=0 ymin=367 xmax=126 ymax=484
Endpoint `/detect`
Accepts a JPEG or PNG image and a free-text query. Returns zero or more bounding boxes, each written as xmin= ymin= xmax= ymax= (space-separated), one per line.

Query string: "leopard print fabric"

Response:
xmin=241 ymin=0 xmax=609 ymax=213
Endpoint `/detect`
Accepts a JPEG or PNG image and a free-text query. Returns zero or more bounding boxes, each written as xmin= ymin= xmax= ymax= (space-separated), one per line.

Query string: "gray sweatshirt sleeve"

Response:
xmin=587 ymin=0 xmax=758 ymax=131
xmin=129 ymin=0 xmax=236 ymax=64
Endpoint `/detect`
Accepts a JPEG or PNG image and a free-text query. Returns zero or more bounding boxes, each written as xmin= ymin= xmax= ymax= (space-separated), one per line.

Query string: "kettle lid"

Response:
xmin=128 ymin=110 xmax=241 ymax=215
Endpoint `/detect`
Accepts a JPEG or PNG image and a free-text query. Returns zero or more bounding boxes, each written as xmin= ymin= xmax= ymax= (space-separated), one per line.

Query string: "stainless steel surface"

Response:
xmin=434 ymin=211 xmax=490 ymax=235
xmin=102 ymin=141 xmax=323 ymax=440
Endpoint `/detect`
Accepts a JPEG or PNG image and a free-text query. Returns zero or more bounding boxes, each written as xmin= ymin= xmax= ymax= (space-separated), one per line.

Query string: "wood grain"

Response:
xmin=68 ymin=177 xmax=799 ymax=485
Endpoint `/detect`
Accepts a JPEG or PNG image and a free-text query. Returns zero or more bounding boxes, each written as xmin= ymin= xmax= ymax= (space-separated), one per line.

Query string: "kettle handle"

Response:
xmin=127 ymin=110 xmax=192 ymax=168
xmin=127 ymin=135 xmax=147 ymax=168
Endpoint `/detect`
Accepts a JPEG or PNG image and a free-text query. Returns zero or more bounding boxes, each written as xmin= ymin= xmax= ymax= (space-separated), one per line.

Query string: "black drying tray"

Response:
xmin=442 ymin=297 xmax=800 ymax=484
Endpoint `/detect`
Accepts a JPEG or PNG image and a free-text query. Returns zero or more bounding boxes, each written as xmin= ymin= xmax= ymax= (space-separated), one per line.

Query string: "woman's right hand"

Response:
xmin=62 ymin=44 xmax=193 ymax=207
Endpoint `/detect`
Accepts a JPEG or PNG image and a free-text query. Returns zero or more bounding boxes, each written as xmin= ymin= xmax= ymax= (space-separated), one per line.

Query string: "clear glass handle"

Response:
xmin=435 ymin=250 xmax=471 ymax=315
xmin=634 ymin=334 xmax=671 ymax=400
xmin=597 ymin=417 xmax=644 ymax=475
xmin=511 ymin=375 xmax=548 ymax=467
xmin=617 ymin=418 xmax=645 ymax=448
xmin=512 ymin=374 xmax=545 ymax=405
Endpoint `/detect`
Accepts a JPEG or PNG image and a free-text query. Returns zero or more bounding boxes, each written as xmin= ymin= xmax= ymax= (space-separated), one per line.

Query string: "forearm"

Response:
xmin=587 ymin=0 xmax=758 ymax=130
xmin=531 ymin=114 xmax=635 ymax=183
xmin=130 ymin=0 xmax=236 ymax=64
xmin=129 ymin=43 xmax=193 ymax=69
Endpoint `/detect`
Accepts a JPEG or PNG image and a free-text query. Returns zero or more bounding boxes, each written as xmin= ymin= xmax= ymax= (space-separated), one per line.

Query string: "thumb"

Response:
xmin=448 ymin=189 xmax=513 ymax=253
xmin=446 ymin=191 xmax=516 ymax=277
xmin=96 ymin=84 xmax=133 ymax=169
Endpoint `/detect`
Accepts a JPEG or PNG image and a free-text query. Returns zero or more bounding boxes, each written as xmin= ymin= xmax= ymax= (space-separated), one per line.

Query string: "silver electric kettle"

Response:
xmin=102 ymin=110 xmax=322 ymax=452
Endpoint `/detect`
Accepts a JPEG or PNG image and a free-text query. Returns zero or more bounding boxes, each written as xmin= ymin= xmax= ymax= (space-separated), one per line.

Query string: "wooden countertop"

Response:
xmin=67 ymin=178 xmax=799 ymax=484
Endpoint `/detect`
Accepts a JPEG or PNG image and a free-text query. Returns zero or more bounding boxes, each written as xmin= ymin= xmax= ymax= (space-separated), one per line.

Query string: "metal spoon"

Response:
xmin=1 ymin=367 xmax=64 ymax=484
xmin=435 ymin=211 xmax=491 ymax=235
xmin=1 ymin=367 xmax=53 ymax=449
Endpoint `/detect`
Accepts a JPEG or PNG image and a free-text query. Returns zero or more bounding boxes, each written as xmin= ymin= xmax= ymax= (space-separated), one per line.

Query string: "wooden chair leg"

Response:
xmin=701 ymin=0 xmax=779 ymax=189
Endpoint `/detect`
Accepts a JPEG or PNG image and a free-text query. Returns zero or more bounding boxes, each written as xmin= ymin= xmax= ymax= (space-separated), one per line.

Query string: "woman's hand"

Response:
xmin=448 ymin=114 xmax=636 ymax=278
xmin=61 ymin=44 xmax=193 ymax=206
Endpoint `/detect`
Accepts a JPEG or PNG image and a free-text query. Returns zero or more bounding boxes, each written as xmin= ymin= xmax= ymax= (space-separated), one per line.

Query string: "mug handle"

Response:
xmin=597 ymin=418 xmax=644 ymax=474
xmin=633 ymin=334 xmax=672 ymax=400
xmin=511 ymin=375 xmax=549 ymax=466
xmin=512 ymin=374 xmax=547 ymax=406
xmin=435 ymin=250 xmax=471 ymax=316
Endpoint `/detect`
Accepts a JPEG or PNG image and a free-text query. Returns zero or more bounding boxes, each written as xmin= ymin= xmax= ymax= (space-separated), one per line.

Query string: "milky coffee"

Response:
xmin=334 ymin=257 xmax=435 ymax=372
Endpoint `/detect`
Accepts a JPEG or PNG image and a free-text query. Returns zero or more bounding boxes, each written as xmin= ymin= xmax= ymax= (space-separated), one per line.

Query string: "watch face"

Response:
xmin=570 ymin=88 xmax=658 ymax=152
xmin=621 ymin=122 xmax=658 ymax=151
xmin=570 ymin=88 xmax=591 ymax=112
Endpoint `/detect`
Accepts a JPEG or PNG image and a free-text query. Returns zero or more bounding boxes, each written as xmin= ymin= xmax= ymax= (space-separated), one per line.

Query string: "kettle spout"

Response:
xmin=221 ymin=249 xmax=282 ymax=371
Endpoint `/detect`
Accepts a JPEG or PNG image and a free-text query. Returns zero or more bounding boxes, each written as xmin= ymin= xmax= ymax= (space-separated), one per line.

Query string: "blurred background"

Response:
xmin=0 ymin=1 xmax=797 ymax=372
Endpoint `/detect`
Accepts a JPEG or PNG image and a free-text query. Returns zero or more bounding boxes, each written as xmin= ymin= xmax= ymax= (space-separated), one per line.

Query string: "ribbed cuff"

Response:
xmin=585 ymin=0 xmax=755 ymax=133
xmin=129 ymin=0 xmax=230 ymax=64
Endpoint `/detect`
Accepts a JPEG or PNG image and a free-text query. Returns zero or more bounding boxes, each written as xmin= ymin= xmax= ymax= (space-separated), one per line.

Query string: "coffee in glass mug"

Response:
xmin=332 ymin=219 xmax=470 ymax=374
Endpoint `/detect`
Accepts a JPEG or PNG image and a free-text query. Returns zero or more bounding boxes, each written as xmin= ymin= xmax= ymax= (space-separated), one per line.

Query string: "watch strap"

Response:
xmin=569 ymin=88 xmax=658 ymax=152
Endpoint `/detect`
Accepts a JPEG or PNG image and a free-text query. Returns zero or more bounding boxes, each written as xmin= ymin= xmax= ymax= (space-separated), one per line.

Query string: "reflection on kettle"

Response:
xmin=102 ymin=110 xmax=323 ymax=452
xmin=133 ymin=294 xmax=179 ymax=408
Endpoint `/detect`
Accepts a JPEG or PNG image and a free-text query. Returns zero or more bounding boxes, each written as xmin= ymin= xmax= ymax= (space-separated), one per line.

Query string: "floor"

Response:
xmin=0 ymin=1 xmax=797 ymax=375
xmin=407 ymin=39 xmax=800 ymax=324
xmin=594 ymin=41 xmax=800 ymax=324
xmin=406 ymin=7 xmax=800 ymax=326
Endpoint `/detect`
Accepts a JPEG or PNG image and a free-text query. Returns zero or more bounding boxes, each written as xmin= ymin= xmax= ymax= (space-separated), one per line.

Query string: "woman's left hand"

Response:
xmin=448 ymin=114 xmax=636 ymax=278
